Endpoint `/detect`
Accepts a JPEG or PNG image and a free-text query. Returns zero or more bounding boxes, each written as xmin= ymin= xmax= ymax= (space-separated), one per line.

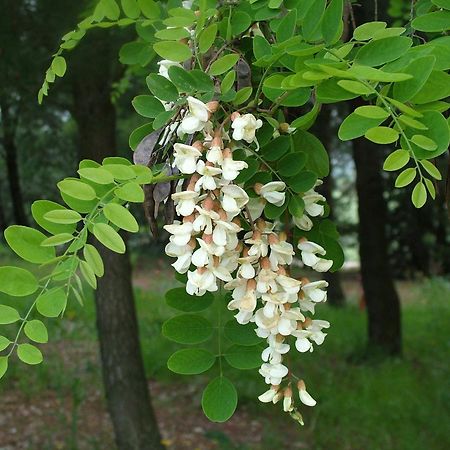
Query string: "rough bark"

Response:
xmin=0 ymin=97 xmax=28 ymax=226
xmin=353 ymin=138 xmax=402 ymax=355
xmin=71 ymin=31 xmax=164 ymax=450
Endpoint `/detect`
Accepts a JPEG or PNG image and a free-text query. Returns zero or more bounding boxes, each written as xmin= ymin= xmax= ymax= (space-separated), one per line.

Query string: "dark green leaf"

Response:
xmin=202 ymin=376 xmax=237 ymax=422
xmin=168 ymin=348 xmax=215 ymax=374
xmin=163 ymin=314 xmax=213 ymax=344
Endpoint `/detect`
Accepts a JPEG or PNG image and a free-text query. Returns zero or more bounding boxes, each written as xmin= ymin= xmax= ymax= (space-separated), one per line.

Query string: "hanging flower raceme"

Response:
xmin=163 ymin=100 xmax=334 ymax=423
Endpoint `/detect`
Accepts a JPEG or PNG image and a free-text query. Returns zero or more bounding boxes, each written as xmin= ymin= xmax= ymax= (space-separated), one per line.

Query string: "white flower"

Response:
xmin=246 ymin=197 xmax=265 ymax=220
xmin=191 ymin=238 xmax=223 ymax=268
xmin=259 ymin=181 xmax=286 ymax=207
xmin=303 ymin=190 xmax=325 ymax=217
xmin=171 ymin=190 xmax=199 ymax=216
xmin=221 ymin=249 xmax=240 ymax=273
xmin=293 ymin=214 xmax=313 ymax=231
xmin=262 ymin=335 xmax=290 ymax=364
xmin=180 ymin=96 xmax=210 ymax=134
xmin=256 ymin=267 xmax=278 ymax=294
xmin=298 ymin=380 xmax=316 ymax=407
xmin=269 ymin=240 xmax=294 ymax=269
xmin=157 ymin=60 xmax=182 ymax=79
xmin=195 ymin=160 xmax=222 ymax=191
xmin=283 ymin=389 xmax=294 ymax=412
xmin=297 ymin=240 xmax=333 ymax=272
xmin=254 ymin=308 xmax=280 ymax=335
xmin=302 ymin=280 xmax=328 ymax=303
xmin=246 ymin=231 xmax=269 ymax=258
xmin=222 ymin=155 xmax=248 ymax=181
xmin=221 ymin=185 xmax=249 ymax=216
xmin=231 ymin=113 xmax=263 ymax=144
xmin=259 ymin=362 xmax=289 ymax=385
xmin=172 ymin=143 xmax=202 ymax=174
xmin=164 ymin=221 xmax=194 ymax=246
xmin=212 ymin=220 xmax=241 ymax=247
xmin=237 ymin=255 xmax=258 ymax=279
xmin=293 ymin=319 xmax=330 ymax=352
xmin=186 ymin=268 xmax=218 ymax=296
xmin=165 ymin=241 xmax=193 ymax=274
xmin=276 ymin=275 xmax=301 ymax=296
xmin=258 ymin=387 xmax=279 ymax=403
xmin=192 ymin=206 xmax=220 ymax=234
xmin=277 ymin=307 xmax=305 ymax=336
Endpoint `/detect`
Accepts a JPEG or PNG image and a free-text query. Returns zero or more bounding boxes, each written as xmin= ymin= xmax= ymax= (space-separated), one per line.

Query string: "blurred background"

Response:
xmin=0 ymin=0 xmax=449 ymax=449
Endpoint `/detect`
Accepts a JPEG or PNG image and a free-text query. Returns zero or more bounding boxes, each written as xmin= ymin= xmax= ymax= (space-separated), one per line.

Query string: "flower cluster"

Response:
xmin=163 ymin=97 xmax=332 ymax=421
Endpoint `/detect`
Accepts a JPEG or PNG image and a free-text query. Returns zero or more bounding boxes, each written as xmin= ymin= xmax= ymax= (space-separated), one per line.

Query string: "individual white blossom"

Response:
xmin=172 ymin=143 xmax=202 ymax=174
xmin=186 ymin=267 xmax=218 ymax=296
xmin=298 ymin=380 xmax=317 ymax=407
xmin=164 ymin=220 xmax=194 ymax=246
xmin=180 ymin=96 xmax=211 ymax=134
xmin=195 ymin=160 xmax=222 ymax=191
xmin=258 ymin=181 xmax=286 ymax=207
xmin=171 ymin=190 xmax=200 ymax=216
xmin=220 ymin=185 xmax=249 ymax=215
xmin=231 ymin=113 xmax=263 ymax=144
xmin=259 ymin=362 xmax=289 ymax=385
xmin=298 ymin=240 xmax=333 ymax=272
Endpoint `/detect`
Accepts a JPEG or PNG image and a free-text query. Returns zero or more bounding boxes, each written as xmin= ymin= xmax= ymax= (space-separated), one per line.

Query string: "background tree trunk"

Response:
xmin=71 ymin=31 xmax=164 ymax=450
xmin=0 ymin=98 xmax=28 ymax=226
xmin=353 ymin=138 xmax=402 ymax=355
xmin=315 ymin=106 xmax=345 ymax=306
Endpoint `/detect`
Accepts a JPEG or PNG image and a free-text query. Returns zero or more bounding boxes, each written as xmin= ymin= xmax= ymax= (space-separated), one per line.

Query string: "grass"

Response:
xmin=0 ymin=250 xmax=449 ymax=449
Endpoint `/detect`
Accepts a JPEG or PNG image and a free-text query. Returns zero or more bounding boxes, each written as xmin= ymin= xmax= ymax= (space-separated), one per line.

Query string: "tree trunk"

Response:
xmin=315 ymin=106 xmax=345 ymax=306
xmin=0 ymin=97 xmax=28 ymax=226
xmin=71 ymin=31 xmax=164 ymax=450
xmin=353 ymin=138 xmax=402 ymax=355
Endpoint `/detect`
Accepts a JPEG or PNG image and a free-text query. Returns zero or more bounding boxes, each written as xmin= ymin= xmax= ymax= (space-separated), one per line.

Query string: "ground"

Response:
xmin=0 ymin=256 xmax=449 ymax=450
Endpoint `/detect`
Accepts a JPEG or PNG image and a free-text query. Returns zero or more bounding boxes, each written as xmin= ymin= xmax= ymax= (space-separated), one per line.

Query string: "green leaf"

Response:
xmin=412 ymin=182 xmax=427 ymax=208
xmin=0 ymin=336 xmax=11 ymax=352
xmin=383 ymin=149 xmax=410 ymax=171
xmin=261 ymin=136 xmax=290 ymax=161
xmin=153 ymin=41 xmax=191 ymax=62
xmin=355 ymin=36 xmax=412 ymax=67
xmin=287 ymin=171 xmax=318 ymax=193
xmin=36 ymin=287 xmax=67 ymax=318
xmin=155 ymin=27 xmax=190 ymax=41
xmin=353 ymin=21 xmax=386 ymax=40
xmin=4 ymin=226 xmax=55 ymax=264
xmin=78 ymin=167 xmax=115 ymax=185
xmin=103 ymin=163 xmax=136 ymax=180
xmin=121 ymin=0 xmax=140 ymax=19
xmin=167 ymin=348 xmax=215 ymax=374
xmin=302 ymin=0 xmax=326 ymax=41
xmin=348 ymin=65 xmax=412 ymax=82
xmin=322 ymin=0 xmax=343 ymax=44
xmin=103 ymin=203 xmax=139 ymax=232
xmin=233 ymin=87 xmax=253 ymax=105
xmin=199 ymin=23 xmax=217 ymax=53
xmin=277 ymin=9 xmax=297 ymax=42
xmin=411 ymin=134 xmax=438 ymax=151
xmin=51 ymin=56 xmax=67 ymax=77
xmin=288 ymin=195 xmax=305 ymax=218
xmin=83 ymin=244 xmax=104 ymax=277
xmin=0 ymin=357 xmax=8 ymax=379
xmin=32 ymin=200 xmax=77 ymax=236
xmin=398 ymin=115 xmax=428 ymax=130
xmin=93 ymin=223 xmax=126 ymax=254
xmin=208 ymin=54 xmax=240 ymax=76
xmin=132 ymin=95 xmax=165 ymax=118
xmin=168 ymin=65 xmax=196 ymax=92
xmin=420 ymin=160 xmax=442 ymax=180
xmin=294 ymin=129 xmax=329 ymax=178
xmin=432 ymin=0 xmax=450 ymax=9
xmin=355 ymin=105 xmax=389 ymax=119
xmin=202 ymin=376 xmax=237 ymax=423
xmin=138 ymin=0 xmax=159 ymax=19
xmin=165 ymin=287 xmax=214 ymax=312
xmin=119 ymin=42 xmax=154 ymax=66
xmin=24 ymin=320 xmax=48 ymax=344
xmin=58 ymin=179 xmax=97 ymax=201
xmin=224 ymin=320 xmax=262 ymax=346
xmin=424 ymin=178 xmax=436 ymax=199
xmin=0 ymin=267 xmax=38 ymax=297
xmin=224 ymin=344 xmax=262 ymax=369
xmin=146 ymin=74 xmax=179 ymax=102
xmin=44 ymin=209 xmax=82 ymax=224
xmin=41 ymin=233 xmax=74 ymax=247
xmin=0 ymin=305 xmax=21 ymax=324
xmin=163 ymin=314 xmax=213 ymax=344
xmin=221 ymin=70 xmax=236 ymax=94
xmin=412 ymin=11 xmax=450 ymax=32
xmin=80 ymin=260 xmax=97 ymax=289
xmin=264 ymin=201 xmax=287 ymax=220
xmin=365 ymin=127 xmax=399 ymax=144
xmin=253 ymin=35 xmax=272 ymax=60
xmin=129 ymin=123 xmax=153 ymax=151
xmin=278 ymin=152 xmax=306 ymax=177
xmin=17 ymin=343 xmax=43 ymax=365
xmin=395 ymin=168 xmax=416 ymax=187
xmin=337 ymin=80 xmax=372 ymax=95
xmin=338 ymin=113 xmax=384 ymax=141
xmin=115 ymin=182 xmax=144 ymax=202
xmin=231 ymin=11 xmax=252 ymax=36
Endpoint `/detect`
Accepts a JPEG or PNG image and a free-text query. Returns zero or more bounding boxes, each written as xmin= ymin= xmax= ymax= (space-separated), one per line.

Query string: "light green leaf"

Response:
xmin=121 ymin=0 xmax=140 ymax=19
xmin=0 ymin=267 xmax=38 ymax=297
xmin=395 ymin=168 xmax=416 ymax=187
xmin=321 ymin=0 xmax=343 ymax=44
xmin=424 ymin=178 xmax=436 ymax=199
xmin=338 ymin=113 xmax=384 ymax=140
xmin=387 ymin=97 xmax=423 ymax=118
xmin=17 ymin=343 xmax=43 ymax=365
xmin=153 ymin=41 xmax=191 ymax=62
xmin=132 ymin=95 xmax=165 ymax=118
xmin=167 ymin=348 xmax=215 ymax=375
xmin=353 ymin=21 xmax=386 ymax=40
xmin=354 ymin=105 xmax=389 ymax=119
xmin=365 ymin=127 xmax=399 ymax=144
xmin=412 ymin=182 xmax=427 ymax=208
xmin=36 ymin=287 xmax=67 ymax=318
xmin=348 ymin=65 xmax=413 ymax=82
xmin=0 ymin=357 xmax=8 ymax=379
xmin=221 ymin=70 xmax=236 ymax=94
xmin=232 ymin=11 xmax=252 ymax=36
xmin=165 ymin=288 xmax=213 ymax=312
xmin=277 ymin=9 xmax=297 ymax=42
xmin=41 ymin=233 xmax=74 ymax=247
xmin=115 ymin=182 xmax=144 ymax=203
xmin=355 ymin=36 xmax=412 ymax=67
xmin=202 ymin=376 xmax=237 ymax=422
xmin=138 ymin=0 xmax=159 ymax=18
xmin=233 ymin=87 xmax=253 ymax=105
xmin=32 ymin=200 xmax=77 ymax=236
xmin=412 ymin=11 xmax=450 ymax=32
xmin=78 ymin=167 xmax=115 ymax=185
xmin=80 ymin=260 xmax=97 ymax=289
xmin=337 ymin=80 xmax=372 ymax=95
xmin=103 ymin=163 xmax=136 ymax=181
xmin=411 ymin=134 xmax=437 ymax=151
xmin=4 ymin=225 xmax=55 ymax=264
xmin=44 ymin=209 xmax=82 ymax=224
xmin=93 ymin=223 xmax=126 ymax=254
xmin=163 ymin=314 xmax=213 ymax=344
xmin=199 ymin=24 xmax=217 ymax=53
xmin=24 ymin=320 xmax=48 ymax=344
xmin=420 ymin=160 xmax=442 ymax=180
xmin=302 ymin=0 xmax=326 ymax=41
xmin=103 ymin=203 xmax=139 ymax=232
xmin=383 ymin=149 xmax=410 ymax=171
xmin=83 ymin=244 xmax=105 ymax=277
xmin=398 ymin=115 xmax=428 ymax=130
xmin=155 ymin=27 xmax=190 ymax=41
xmin=58 ymin=179 xmax=97 ymax=201
xmin=0 ymin=336 xmax=11 ymax=352
xmin=0 ymin=305 xmax=21 ymax=324
xmin=51 ymin=56 xmax=67 ymax=77
xmin=208 ymin=54 xmax=240 ymax=76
